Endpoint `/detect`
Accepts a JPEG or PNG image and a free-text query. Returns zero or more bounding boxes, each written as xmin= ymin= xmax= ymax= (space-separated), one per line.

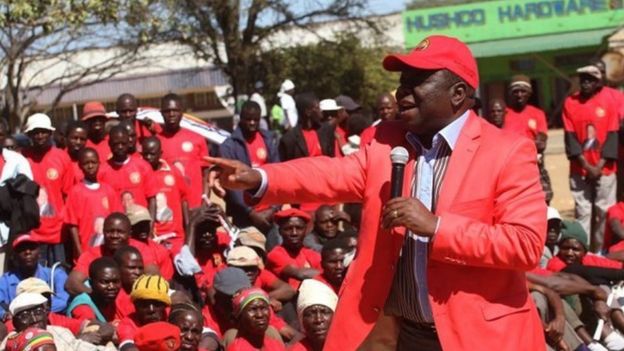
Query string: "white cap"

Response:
xmin=9 ymin=292 xmax=47 ymax=316
xmin=24 ymin=113 xmax=55 ymax=133
xmin=297 ymin=279 xmax=338 ymax=319
xmin=577 ymin=65 xmax=602 ymax=80
xmin=280 ymin=79 xmax=295 ymax=92
xmin=547 ymin=207 xmax=561 ymax=221
xmin=319 ymin=99 xmax=342 ymax=111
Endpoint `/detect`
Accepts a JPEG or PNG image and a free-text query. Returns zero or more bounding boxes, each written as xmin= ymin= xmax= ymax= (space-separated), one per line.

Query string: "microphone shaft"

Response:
xmin=390 ymin=163 xmax=405 ymax=199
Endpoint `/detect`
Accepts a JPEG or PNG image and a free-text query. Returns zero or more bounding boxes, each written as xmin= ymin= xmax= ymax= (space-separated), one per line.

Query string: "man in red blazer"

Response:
xmin=208 ymin=35 xmax=547 ymax=351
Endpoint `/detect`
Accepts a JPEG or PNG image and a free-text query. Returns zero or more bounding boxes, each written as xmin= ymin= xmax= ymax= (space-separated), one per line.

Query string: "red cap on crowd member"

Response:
xmin=81 ymin=101 xmax=108 ymax=121
xmin=274 ymin=208 xmax=312 ymax=223
xmin=382 ymin=35 xmax=479 ymax=89
xmin=12 ymin=233 xmax=39 ymax=249
xmin=134 ymin=321 xmax=181 ymax=351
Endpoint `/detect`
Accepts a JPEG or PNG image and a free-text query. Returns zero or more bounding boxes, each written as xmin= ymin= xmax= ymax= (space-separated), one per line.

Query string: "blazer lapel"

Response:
xmin=435 ymin=112 xmax=482 ymax=213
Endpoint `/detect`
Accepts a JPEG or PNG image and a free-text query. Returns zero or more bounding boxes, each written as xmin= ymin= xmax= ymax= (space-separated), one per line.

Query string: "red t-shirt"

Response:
xmin=253 ymin=269 xmax=279 ymax=292
xmin=563 ymin=90 xmax=619 ymax=176
xmin=602 ymin=86 xmax=624 ymax=120
xmin=133 ymin=119 xmax=162 ymax=142
xmin=502 ymin=105 xmax=548 ymax=140
xmin=334 ymin=126 xmax=347 ymax=157
xmin=158 ymin=129 xmax=208 ymax=208
xmin=86 ymin=137 xmax=111 ymax=163
xmin=359 ymin=125 xmax=377 ymax=146
xmin=63 ymin=182 xmax=120 ymax=252
xmin=313 ymin=272 xmax=340 ymax=294
xmin=0 ymin=156 xmax=5 ymax=175
xmin=605 ymin=202 xmax=624 ymax=250
xmin=117 ymin=313 xmax=140 ymax=345
xmin=267 ymin=246 xmax=322 ymax=290
xmin=245 ymin=132 xmax=269 ymax=168
xmin=226 ymin=335 xmax=286 ymax=351
xmin=145 ymin=160 xmax=188 ymax=242
xmin=73 ymin=238 xmax=157 ymax=275
xmin=143 ymin=239 xmax=174 ymax=280
xmin=546 ymin=254 xmax=623 ymax=272
xmin=98 ymin=156 xmax=153 ymax=209
xmin=115 ymin=288 xmax=135 ymax=320
xmin=288 ymin=338 xmax=313 ymax=351
xmin=24 ymin=147 xmax=74 ymax=243
xmin=68 ymin=158 xmax=83 ymax=185
xmin=301 ymin=129 xmax=322 ymax=157
xmin=71 ymin=302 xmax=117 ymax=322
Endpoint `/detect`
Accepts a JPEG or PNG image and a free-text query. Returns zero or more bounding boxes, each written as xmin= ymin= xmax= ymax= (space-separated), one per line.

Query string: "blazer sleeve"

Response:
xmin=430 ymin=137 xmax=546 ymax=271
xmin=258 ymin=149 xmax=368 ymax=206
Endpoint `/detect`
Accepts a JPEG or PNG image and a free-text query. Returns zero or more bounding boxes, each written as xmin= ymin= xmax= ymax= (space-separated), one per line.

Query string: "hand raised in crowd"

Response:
xmin=205 ymin=156 xmax=262 ymax=191
xmin=381 ymin=197 xmax=438 ymax=236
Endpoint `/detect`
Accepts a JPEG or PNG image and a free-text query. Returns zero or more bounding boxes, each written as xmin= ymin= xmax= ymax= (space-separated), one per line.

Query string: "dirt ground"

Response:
xmin=544 ymin=129 xmax=575 ymax=219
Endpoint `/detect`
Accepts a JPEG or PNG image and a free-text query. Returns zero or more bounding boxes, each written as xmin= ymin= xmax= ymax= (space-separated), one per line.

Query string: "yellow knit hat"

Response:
xmin=130 ymin=274 xmax=171 ymax=305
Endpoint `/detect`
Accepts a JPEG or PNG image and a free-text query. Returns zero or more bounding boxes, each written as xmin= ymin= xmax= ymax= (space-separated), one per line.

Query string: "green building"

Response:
xmin=403 ymin=0 xmax=624 ymax=125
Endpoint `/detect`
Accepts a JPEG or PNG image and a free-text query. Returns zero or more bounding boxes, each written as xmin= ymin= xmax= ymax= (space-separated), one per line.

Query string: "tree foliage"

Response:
xmin=0 ymin=0 xmax=161 ymax=128
xmin=166 ymin=0 xmax=375 ymax=105
xmin=258 ymin=34 xmax=399 ymax=111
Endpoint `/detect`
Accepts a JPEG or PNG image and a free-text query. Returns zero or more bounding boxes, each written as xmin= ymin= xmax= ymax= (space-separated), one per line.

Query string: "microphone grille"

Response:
xmin=390 ymin=146 xmax=409 ymax=165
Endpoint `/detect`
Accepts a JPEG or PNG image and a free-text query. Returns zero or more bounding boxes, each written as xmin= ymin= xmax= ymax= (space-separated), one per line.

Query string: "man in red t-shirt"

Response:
xmin=22 ymin=113 xmax=74 ymax=263
xmin=313 ymin=238 xmax=347 ymax=294
xmin=65 ymin=212 xmax=160 ymax=296
xmin=141 ymin=137 xmax=189 ymax=254
xmin=267 ymin=209 xmax=322 ymax=290
xmin=112 ymin=245 xmax=145 ymax=320
xmin=360 ymin=93 xmax=398 ymax=146
xmin=64 ymin=147 xmax=120 ymax=257
xmin=563 ymin=65 xmax=619 ymax=252
xmin=64 ymin=121 xmax=88 ymax=185
xmin=82 ymin=101 xmax=111 ymax=163
xmin=502 ymin=75 xmax=552 ymax=204
xmin=68 ymin=256 xmax=121 ymax=322
xmin=98 ymin=125 xmax=153 ymax=210
xmin=157 ymin=93 xmax=209 ymax=208
xmin=605 ymin=202 xmax=624 ymax=251
xmin=116 ymin=93 xmax=160 ymax=144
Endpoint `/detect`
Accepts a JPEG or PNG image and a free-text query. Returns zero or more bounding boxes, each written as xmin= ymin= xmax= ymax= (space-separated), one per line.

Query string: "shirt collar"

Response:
xmin=406 ymin=110 xmax=470 ymax=151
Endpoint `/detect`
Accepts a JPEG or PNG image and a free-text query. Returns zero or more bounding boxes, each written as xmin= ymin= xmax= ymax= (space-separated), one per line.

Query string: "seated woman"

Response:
xmin=226 ymin=288 xmax=286 ymax=351
xmin=290 ymin=279 xmax=338 ymax=351
xmin=67 ymin=257 xmax=121 ymax=322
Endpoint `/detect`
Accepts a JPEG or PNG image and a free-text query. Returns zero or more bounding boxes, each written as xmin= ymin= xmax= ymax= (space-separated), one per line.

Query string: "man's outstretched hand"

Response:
xmin=205 ymin=156 xmax=263 ymax=191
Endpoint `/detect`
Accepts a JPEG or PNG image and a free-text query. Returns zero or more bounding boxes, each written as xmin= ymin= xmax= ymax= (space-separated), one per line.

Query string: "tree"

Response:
xmin=166 ymin=0 xmax=375 ymax=109
xmin=0 ymin=0 xmax=161 ymax=128
xmin=258 ymin=33 xmax=398 ymax=111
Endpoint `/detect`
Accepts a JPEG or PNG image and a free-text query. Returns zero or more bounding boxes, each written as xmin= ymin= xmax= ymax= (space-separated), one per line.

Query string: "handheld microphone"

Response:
xmin=390 ymin=146 xmax=409 ymax=199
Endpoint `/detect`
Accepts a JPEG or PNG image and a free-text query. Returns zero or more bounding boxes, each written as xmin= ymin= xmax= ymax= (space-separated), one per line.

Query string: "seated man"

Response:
xmin=303 ymin=205 xmax=350 ymax=252
xmin=226 ymin=246 xmax=295 ymax=310
xmin=65 ymin=213 xmax=160 ymax=295
xmin=540 ymin=207 xmax=562 ymax=269
xmin=267 ymin=209 xmax=321 ymax=290
xmin=290 ymin=279 xmax=338 ymax=351
xmin=313 ymin=238 xmax=348 ymax=294
xmin=1 ymin=292 xmax=115 ymax=350
xmin=118 ymin=274 xmax=171 ymax=351
xmin=0 ymin=233 xmax=69 ymax=319
xmin=126 ymin=206 xmax=174 ymax=279
xmin=67 ymin=257 xmax=121 ymax=323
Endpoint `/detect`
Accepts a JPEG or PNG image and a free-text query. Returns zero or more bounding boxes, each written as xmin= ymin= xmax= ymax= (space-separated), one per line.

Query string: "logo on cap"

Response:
xmin=415 ymin=39 xmax=430 ymax=51
xmin=46 ymin=168 xmax=58 ymax=180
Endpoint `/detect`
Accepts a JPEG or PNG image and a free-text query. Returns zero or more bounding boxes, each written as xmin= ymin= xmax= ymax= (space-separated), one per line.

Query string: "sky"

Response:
xmin=368 ymin=0 xmax=405 ymax=15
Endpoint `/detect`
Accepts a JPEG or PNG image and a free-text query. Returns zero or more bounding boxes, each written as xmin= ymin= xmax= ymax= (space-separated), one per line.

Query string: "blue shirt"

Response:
xmin=0 ymin=264 xmax=69 ymax=318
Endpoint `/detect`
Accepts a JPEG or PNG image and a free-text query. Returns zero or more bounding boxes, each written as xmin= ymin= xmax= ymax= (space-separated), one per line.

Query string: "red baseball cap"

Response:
xmin=383 ymin=35 xmax=479 ymax=89
xmin=274 ymin=208 xmax=312 ymax=223
xmin=81 ymin=101 xmax=108 ymax=121
xmin=135 ymin=322 xmax=181 ymax=351
xmin=12 ymin=233 xmax=39 ymax=249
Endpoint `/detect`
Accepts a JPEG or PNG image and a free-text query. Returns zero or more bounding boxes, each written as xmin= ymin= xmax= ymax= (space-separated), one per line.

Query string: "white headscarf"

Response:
xmin=297 ymin=279 xmax=338 ymax=319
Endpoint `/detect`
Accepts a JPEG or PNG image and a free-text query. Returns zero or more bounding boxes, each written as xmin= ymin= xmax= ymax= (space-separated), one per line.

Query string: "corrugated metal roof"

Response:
xmin=32 ymin=66 xmax=229 ymax=107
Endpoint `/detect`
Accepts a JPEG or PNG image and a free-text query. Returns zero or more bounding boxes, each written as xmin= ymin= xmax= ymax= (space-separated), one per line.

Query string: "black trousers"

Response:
xmin=397 ymin=319 xmax=442 ymax=351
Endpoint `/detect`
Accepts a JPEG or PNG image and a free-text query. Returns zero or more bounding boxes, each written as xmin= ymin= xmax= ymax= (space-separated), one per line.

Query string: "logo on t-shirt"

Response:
xmin=46 ymin=168 xmax=59 ymax=180
xmin=596 ymin=107 xmax=606 ymax=118
xmin=257 ymin=148 xmax=267 ymax=161
xmin=182 ymin=141 xmax=194 ymax=152
xmin=164 ymin=174 xmax=175 ymax=186
xmin=528 ymin=118 xmax=537 ymax=130
xmin=129 ymin=171 xmax=141 ymax=184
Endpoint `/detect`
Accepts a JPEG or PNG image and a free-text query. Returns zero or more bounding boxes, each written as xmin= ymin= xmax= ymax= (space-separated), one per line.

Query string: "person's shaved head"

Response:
xmin=116 ymin=93 xmax=138 ymax=120
xmin=376 ymin=93 xmax=398 ymax=121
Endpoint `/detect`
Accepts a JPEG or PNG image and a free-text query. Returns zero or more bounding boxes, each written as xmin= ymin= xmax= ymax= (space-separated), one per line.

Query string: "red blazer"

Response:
xmin=258 ymin=112 xmax=547 ymax=351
